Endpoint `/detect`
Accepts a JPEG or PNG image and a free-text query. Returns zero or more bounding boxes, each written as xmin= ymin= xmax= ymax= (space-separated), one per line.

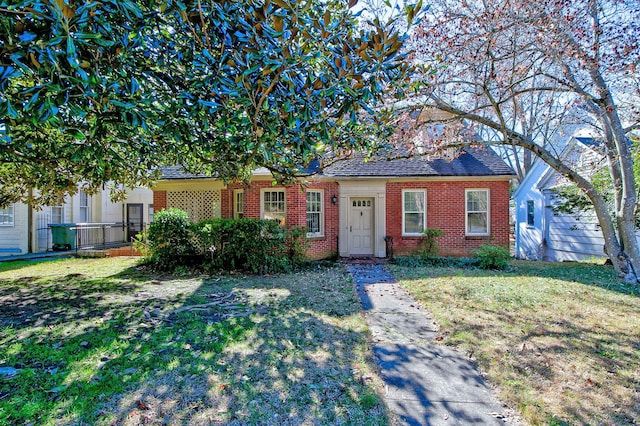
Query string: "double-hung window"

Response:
xmin=0 ymin=205 xmax=14 ymax=226
xmin=261 ymin=189 xmax=286 ymax=225
xmin=234 ymin=190 xmax=244 ymax=219
xmin=403 ymin=190 xmax=426 ymax=235
xmin=51 ymin=205 xmax=64 ymax=224
xmin=79 ymin=190 xmax=91 ymax=222
xmin=466 ymin=189 xmax=489 ymax=236
xmin=306 ymin=190 xmax=324 ymax=237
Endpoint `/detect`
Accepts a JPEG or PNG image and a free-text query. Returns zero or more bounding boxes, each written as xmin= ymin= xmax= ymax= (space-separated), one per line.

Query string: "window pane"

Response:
xmin=306 ymin=191 xmax=323 ymax=235
xmin=404 ymin=191 xmax=424 ymax=212
xmin=51 ymin=206 xmax=63 ymax=224
xmin=235 ymin=191 xmax=244 ymax=218
xmin=404 ymin=213 xmax=424 ymax=234
xmin=467 ymin=213 xmax=488 ymax=234
xmin=307 ymin=212 xmax=320 ymax=233
xmin=263 ymin=191 xmax=285 ymax=225
xmin=467 ymin=191 xmax=488 ymax=211
xmin=526 ymin=200 xmax=534 ymax=226
xmin=0 ymin=205 xmax=14 ymax=225
xmin=403 ymin=191 xmax=425 ymax=233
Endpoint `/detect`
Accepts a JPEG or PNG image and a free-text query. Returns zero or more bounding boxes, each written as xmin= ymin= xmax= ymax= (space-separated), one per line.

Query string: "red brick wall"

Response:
xmin=222 ymin=181 xmax=340 ymax=260
xmin=153 ymin=191 xmax=167 ymax=211
xmin=386 ymin=180 xmax=510 ymax=257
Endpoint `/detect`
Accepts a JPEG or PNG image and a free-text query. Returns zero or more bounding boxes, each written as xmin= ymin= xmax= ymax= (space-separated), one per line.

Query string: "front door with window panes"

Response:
xmin=350 ymin=198 xmax=374 ymax=256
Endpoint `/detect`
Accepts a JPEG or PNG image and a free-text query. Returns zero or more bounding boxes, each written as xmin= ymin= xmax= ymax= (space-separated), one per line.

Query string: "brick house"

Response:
xmin=152 ymin=147 xmax=515 ymax=259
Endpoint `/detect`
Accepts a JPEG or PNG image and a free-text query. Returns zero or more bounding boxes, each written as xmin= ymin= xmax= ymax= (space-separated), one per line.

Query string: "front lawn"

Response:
xmin=390 ymin=260 xmax=640 ymax=425
xmin=0 ymin=258 xmax=388 ymax=425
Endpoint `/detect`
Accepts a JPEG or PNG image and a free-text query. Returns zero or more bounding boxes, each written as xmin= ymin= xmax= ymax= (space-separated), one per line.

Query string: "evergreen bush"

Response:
xmin=471 ymin=244 xmax=511 ymax=270
xmin=145 ymin=208 xmax=198 ymax=270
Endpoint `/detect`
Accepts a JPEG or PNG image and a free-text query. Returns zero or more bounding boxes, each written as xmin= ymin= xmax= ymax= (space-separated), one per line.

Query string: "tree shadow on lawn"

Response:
xmin=393 ymin=265 xmax=640 ymax=425
xmin=0 ymin=266 xmax=388 ymax=425
xmin=456 ymin=306 xmax=640 ymax=425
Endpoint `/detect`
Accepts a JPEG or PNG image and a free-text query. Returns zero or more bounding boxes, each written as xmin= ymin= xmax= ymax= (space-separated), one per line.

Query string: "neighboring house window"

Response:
xmin=526 ymin=200 xmax=535 ymax=226
xmin=149 ymin=204 xmax=154 ymax=223
xmin=79 ymin=190 xmax=91 ymax=222
xmin=403 ymin=190 xmax=426 ymax=235
xmin=0 ymin=205 xmax=14 ymax=226
xmin=306 ymin=190 xmax=323 ymax=237
xmin=234 ymin=190 xmax=244 ymax=219
xmin=51 ymin=205 xmax=64 ymax=224
xmin=466 ymin=189 xmax=489 ymax=235
xmin=261 ymin=189 xmax=286 ymax=225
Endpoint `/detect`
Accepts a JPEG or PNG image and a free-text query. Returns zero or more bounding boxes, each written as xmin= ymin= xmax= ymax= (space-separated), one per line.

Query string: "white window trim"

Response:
xmin=0 ymin=204 xmax=15 ymax=227
xmin=234 ymin=189 xmax=244 ymax=219
xmin=402 ymin=189 xmax=427 ymax=236
xmin=260 ymin=188 xmax=286 ymax=225
xmin=79 ymin=190 xmax=91 ymax=223
xmin=51 ymin=205 xmax=64 ymax=224
xmin=149 ymin=204 xmax=154 ymax=223
xmin=526 ymin=199 xmax=535 ymax=227
xmin=465 ymin=189 xmax=490 ymax=236
xmin=306 ymin=189 xmax=324 ymax=238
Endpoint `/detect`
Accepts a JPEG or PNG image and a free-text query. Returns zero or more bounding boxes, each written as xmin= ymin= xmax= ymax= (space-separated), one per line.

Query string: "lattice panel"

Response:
xmin=167 ymin=190 xmax=221 ymax=222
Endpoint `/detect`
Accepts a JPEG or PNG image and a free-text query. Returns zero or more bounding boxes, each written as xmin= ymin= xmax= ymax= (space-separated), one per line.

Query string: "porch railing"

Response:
xmin=75 ymin=222 xmax=145 ymax=251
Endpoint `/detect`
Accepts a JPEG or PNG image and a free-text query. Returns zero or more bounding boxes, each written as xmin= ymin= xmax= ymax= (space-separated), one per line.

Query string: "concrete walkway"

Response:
xmin=347 ymin=263 xmax=514 ymax=425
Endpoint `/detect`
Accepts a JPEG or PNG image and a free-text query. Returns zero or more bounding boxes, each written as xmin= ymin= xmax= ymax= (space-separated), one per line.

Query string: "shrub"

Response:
xmin=393 ymin=255 xmax=481 ymax=268
xmin=286 ymin=226 xmax=309 ymax=268
xmin=145 ymin=208 xmax=198 ymax=270
xmin=472 ymin=244 xmax=511 ymax=270
xmin=417 ymin=228 xmax=444 ymax=259
xmin=193 ymin=218 xmax=291 ymax=274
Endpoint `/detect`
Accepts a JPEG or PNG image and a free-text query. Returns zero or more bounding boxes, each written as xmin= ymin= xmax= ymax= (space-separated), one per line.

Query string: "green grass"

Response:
xmin=0 ymin=257 xmax=388 ymax=425
xmin=390 ymin=259 xmax=640 ymax=425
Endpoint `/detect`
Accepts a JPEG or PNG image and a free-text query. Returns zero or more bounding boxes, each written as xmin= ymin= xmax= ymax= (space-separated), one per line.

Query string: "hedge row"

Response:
xmin=138 ymin=208 xmax=307 ymax=274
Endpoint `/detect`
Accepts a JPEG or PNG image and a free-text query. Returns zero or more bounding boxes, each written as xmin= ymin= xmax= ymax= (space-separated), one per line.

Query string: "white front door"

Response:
xmin=350 ymin=198 xmax=374 ymax=256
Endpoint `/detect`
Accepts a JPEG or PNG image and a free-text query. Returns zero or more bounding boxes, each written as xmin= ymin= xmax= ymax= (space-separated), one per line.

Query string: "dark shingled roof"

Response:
xmin=322 ymin=146 xmax=515 ymax=177
xmin=160 ymin=166 xmax=211 ymax=180
xmin=159 ymin=146 xmax=515 ymax=180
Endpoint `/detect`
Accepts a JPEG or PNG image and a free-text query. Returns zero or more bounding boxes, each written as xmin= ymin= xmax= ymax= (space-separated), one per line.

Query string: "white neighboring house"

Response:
xmin=514 ymin=129 xmax=609 ymax=262
xmin=0 ymin=187 xmax=153 ymax=257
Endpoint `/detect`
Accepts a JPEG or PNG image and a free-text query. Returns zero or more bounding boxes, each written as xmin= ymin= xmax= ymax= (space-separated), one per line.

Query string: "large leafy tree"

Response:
xmin=403 ymin=0 xmax=640 ymax=284
xmin=1 ymin=0 xmax=415 ymax=205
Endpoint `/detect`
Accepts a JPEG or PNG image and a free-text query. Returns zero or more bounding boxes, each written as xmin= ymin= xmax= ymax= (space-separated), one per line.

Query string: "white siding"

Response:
xmin=542 ymin=191 xmax=606 ymax=261
xmin=0 ymin=203 xmax=29 ymax=256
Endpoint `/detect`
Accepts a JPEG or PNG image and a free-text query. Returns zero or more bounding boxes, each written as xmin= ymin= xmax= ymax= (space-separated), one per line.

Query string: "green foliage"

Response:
xmin=471 ymin=244 xmax=511 ymax=270
xmin=286 ymin=226 xmax=309 ymax=268
xmin=417 ymin=228 xmax=444 ymax=259
xmin=393 ymin=255 xmax=480 ymax=268
xmin=131 ymin=230 xmax=151 ymax=258
xmin=0 ymin=0 xmax=420 ymax=207
xmin=194 ymin=218 xmax=286 ymax=274
xmin=193 ymin=218 xmax=308 ymax=274
xmin=145 ymin=208 xmax=198 ymax=270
